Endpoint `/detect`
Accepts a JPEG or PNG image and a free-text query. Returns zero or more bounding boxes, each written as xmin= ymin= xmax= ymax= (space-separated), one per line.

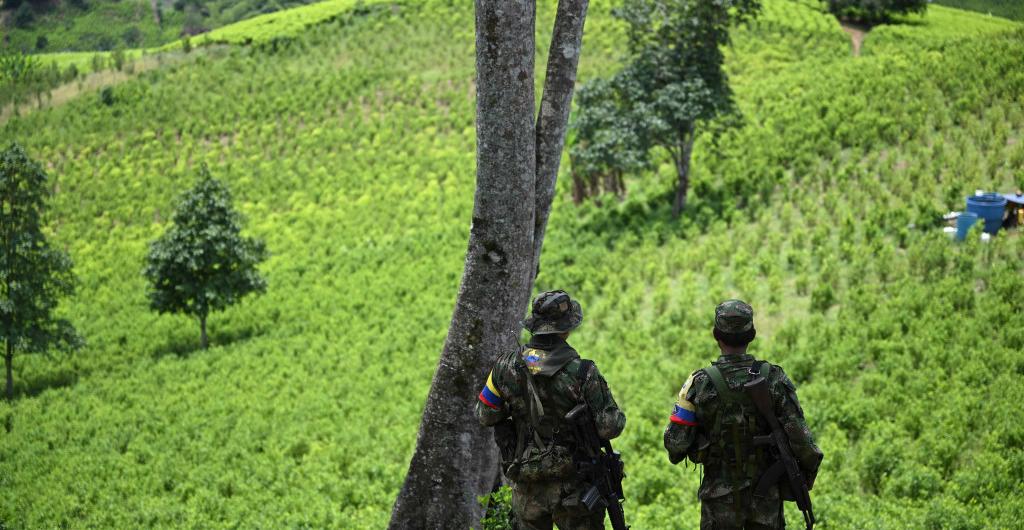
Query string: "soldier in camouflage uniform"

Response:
xmin=477 ymin=290 xmax=626 ymax=530
xmin=665 ymin=300 xmax=823 ymax=530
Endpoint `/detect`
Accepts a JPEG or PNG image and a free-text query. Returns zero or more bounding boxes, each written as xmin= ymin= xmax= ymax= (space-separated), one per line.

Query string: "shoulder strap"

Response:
xmin=517 ymin=348 xmax=550 ymax=452
xmin=579 ymin=359 xmax=596 ymax=386
xmin=752 ymin=360 xmax=770 ymax=379
xmin=704 ymin=365 xmax=743 ymax=404
xmin=566 ymin=358 xmax=595 ymax=406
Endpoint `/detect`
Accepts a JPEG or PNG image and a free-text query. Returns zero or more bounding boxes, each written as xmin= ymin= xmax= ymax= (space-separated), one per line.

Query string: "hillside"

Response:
xmin=1 ymin=0 xmax=1023 ymax=528
xmin=935 ymin=0 xmax=1024 ymax=21
xmin=0 ymin=0 xmax=324 ymax=53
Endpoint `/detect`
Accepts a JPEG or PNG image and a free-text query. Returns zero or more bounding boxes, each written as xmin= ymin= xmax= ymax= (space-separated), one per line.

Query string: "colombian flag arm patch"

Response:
xmin=670 ymin=401 xmax=698 ymax=426
xmin=479 ymin=372 xmax=503 ymax=410
xmin=669 ymin=373 xmax=698 ymax=426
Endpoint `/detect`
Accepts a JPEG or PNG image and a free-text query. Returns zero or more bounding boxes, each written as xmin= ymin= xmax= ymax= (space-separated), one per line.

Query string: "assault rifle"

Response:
xmin=565 ymin=403 xmax=629 ymax=530
xmin=744 ymin=375 xmax=815 ymax=530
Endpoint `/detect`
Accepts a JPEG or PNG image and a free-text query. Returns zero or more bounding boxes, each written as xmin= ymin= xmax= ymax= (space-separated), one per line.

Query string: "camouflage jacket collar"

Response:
xmin=526 ymin=334 xmax=568 ymax=349
xmin=522 ymin=336 xmax=578 ymax=377
xmin=714 ymin=352 xmax=755 ymax=364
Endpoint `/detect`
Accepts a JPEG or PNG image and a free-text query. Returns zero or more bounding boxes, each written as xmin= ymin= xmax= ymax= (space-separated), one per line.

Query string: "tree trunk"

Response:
xmin=571 ymin=170 xmax=586 ymax=204
xmin=390 ymin=1 xmax=590 ymax=527
xmin=200 ymin=315 xmax=208 ymax=350
xmin=5 ymin=341 xmax=12 ymax=400
xmin=151 ymin=0 xmax=163 ymax=26
xmin=671 ymin=125 xmax=696 ymax=218
xmin=532 ymin=0 xmax=590 ymax=283
xmin=389 ymin=2 xmax=538 ymax=528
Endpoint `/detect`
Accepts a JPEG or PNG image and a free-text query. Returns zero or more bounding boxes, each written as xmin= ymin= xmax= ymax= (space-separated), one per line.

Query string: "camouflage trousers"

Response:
xmin=511 ymin=479 xmax=605 ymax=530
xmin=700 ymin=489 xmax=784 ymax=530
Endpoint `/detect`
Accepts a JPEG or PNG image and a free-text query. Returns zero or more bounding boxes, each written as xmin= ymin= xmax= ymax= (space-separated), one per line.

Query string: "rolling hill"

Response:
xmin=1 ymin=0 xmax=1022 ymax=527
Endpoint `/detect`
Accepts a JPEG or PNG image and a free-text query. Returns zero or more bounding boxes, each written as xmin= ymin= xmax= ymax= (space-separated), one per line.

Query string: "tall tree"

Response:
xmin=0 ymin=143 xmax=81 ymax=400
xmin=571 ymin=0 xmax=760 ymax=217
xmin=143 ymin=165 xmax=266 ymax=350
xmin=389 ymin=1 xmax=589 ymax=528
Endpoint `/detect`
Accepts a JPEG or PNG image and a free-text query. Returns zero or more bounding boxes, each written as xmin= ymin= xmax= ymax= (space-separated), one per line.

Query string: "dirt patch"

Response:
xmin=840 ymin=21 xmax=870 ymax=57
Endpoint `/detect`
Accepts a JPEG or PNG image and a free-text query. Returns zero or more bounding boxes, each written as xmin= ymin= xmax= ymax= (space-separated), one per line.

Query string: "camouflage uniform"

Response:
xmin=477 ymin=291 xmax=626 ymax=530
xmin=664 ymin=301 xmax=822 ymax=530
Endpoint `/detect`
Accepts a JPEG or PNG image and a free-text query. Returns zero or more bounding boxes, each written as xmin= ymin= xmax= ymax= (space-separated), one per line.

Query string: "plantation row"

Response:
xmin=1 ymin=0 xmax=1022 ymax=527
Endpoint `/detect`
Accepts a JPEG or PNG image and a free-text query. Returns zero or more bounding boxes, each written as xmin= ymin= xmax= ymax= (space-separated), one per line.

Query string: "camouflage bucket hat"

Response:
xmin=522 ymin=290 xmax=583 ymax=335
xmin=715 ymin=299 xmax=754 ymax=334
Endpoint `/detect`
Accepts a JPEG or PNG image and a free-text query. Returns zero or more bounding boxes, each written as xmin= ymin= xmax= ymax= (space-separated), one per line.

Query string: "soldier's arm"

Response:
xmin=582 ymin=362 xmax=625 ymax=440
xmin=664 ymin=371 xmax=703 ymax=464
xmin=774 ymin=367 xmax=824 ymax=479
xmin=476 ymin=369 xmax=510 ymax=426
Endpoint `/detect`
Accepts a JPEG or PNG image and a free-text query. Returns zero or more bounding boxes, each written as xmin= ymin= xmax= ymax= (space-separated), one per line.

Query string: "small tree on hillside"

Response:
xmin=824 ymin=0 xmax=927 ymax=25
xmin=823 ymin=0 xmax=928 ymax=55
xmin=0 ymin=143 xmax=81 ymax=400
xmin=143 ymin=165 xmax=266 ymax=350
xmin=571 ymin=0 xmax=760 ymax=217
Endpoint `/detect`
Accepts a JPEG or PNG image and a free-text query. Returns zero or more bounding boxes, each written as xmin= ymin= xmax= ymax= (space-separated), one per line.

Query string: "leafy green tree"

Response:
xmin=12 ymin=3 xmax=34 ymax=28
xmin=569 ymin=76 xmax=648 ymax=202
xmin=143 ymin=165 xmax=267 ymax=350
xmin=0 ymin=143 xmax=81 ymax=400
xmin=824 ymin=0 xmax=928 ymax=26
xmin=122 ymin=26 xmax=144 ymax=47
xmin=572 ymin=0 xmax=760 ymax=217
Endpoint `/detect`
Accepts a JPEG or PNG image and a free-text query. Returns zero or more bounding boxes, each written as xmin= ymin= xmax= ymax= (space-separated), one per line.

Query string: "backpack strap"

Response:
xmin=752 ymin=360 xmax=771 ymax=379
xmin=577 ymin=359 xmax=596 ymax=400
xmin=704 ymin=361 xmax=771 ymax=403
xmin=520 ymin=359 xmax=549 ymax=452
xmin=703 ymin=365 xmax=742 ymax=404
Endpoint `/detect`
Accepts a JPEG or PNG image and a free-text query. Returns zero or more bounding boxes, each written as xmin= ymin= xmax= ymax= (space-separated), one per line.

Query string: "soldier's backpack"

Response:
xmin=703 ymin=361 xmax=820 ymax=498
xmin=501 ymin=353 xmax=596 ymax=483
xmin=701 ymin=362 xmax=773 ymax=493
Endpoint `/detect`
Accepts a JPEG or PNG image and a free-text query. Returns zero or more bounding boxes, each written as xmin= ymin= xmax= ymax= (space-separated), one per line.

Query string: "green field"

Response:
xmin=1 ymin=0 xmax=1023 ymax=528
xmin=935 ymin=0 xmax=1024 ymax=21
xmin=0 ymin=0 xmax=336 ymax=54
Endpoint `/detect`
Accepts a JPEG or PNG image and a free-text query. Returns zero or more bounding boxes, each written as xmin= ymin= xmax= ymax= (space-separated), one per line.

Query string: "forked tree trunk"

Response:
xmin=389 ymin=2 xmax=537 ymax=528
xmin=532 ymin=0 xmax=589 ymax=283
xmin=671 ymin=125 xmax=696 ymax=218
xmin=390 ymin=1 xmax=589 ymax=528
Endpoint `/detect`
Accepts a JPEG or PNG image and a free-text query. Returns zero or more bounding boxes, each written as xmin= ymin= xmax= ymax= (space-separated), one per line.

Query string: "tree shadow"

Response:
xmin=572 ymin=183 xmax=752 ymax=250
xmin=7 ymin=369 xmax=78 ymax=402
xmin=151 ymin=324 xmax=261 ymax=360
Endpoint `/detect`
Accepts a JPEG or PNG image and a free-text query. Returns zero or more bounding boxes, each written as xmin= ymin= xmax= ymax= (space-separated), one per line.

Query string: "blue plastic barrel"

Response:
xmin=956 ymin=212 xmax=979 ymax=240
xmin=966 ymin=194 xmax=1007 ymax=234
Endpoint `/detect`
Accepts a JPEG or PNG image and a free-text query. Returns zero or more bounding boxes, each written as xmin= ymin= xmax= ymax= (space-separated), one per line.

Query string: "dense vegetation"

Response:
xmin=0 ymin=0 xmax=1021 ymax=528
xmin=934 ymin=0 xmax=1024 ymax=21
xmin=0 ymin=0 xmax=326 ymax=53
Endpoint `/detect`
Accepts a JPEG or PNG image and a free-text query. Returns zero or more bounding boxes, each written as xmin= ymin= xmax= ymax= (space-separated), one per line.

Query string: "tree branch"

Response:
xmin=531 ymin=0 xmax=590 ymax=285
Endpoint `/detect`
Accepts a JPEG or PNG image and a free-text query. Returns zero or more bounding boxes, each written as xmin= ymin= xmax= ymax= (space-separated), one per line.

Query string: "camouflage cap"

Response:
xmin=714 ymin=299 xmax=754 ymax=333
xmin=522 ymin=290 xmax=583 ymax=335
